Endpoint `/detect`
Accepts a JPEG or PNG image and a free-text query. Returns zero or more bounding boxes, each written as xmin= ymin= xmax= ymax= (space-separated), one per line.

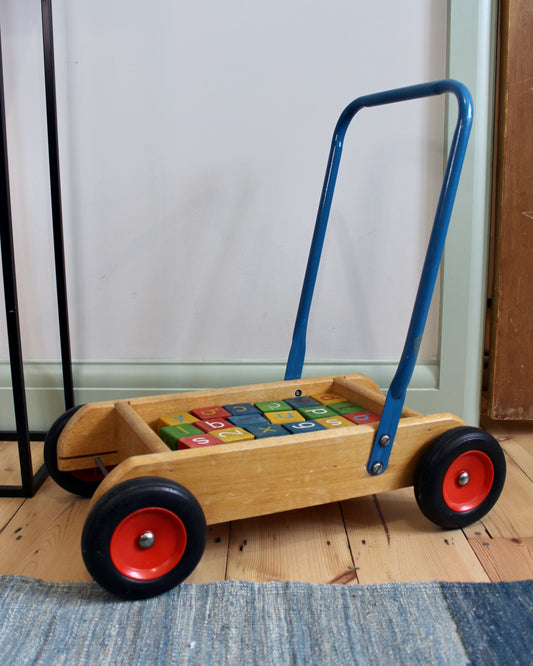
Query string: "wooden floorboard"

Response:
xmin=0 ymin=418 xmax=531 ymax=585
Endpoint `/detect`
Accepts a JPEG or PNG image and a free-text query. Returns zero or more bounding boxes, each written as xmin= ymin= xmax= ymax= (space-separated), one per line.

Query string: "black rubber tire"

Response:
xmin=414 ymin=426 xmax=506 ymax=529
xmin=44 ymin=406 xmax=103 ymax=497
xmin=81 ymin=477 xmax=207 ymax=599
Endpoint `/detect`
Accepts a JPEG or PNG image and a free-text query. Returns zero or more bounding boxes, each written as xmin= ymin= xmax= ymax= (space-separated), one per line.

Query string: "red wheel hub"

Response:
xmin=110 ymin=507 xmax=187 ymax=580
xmin=442 ymin=450 xmax=494 ymax=512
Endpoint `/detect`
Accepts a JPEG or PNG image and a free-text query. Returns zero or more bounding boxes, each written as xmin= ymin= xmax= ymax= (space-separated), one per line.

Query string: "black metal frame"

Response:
xmin=0 ymin=0 xmax=73 ymax=497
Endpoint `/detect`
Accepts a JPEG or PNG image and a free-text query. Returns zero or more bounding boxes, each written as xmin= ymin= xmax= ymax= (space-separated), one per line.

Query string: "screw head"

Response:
xmin=457 ymin=471 xmax=470 ymax=486
xmin=379 ymin=434 xmax=391 ymax=447
xmin=138 ymin=531 xmax=155 ymax=549
xmin=371 ymin=461 xmax=383 ymax=475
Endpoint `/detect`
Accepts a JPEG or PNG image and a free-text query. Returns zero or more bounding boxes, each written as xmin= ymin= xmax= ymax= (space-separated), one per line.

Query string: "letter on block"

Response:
xmin=212 ymin=427 xmax=255 ymax=443
xmin=178 ymin=433 xmax=222 ymax=450
xmin=297 ymin=405 xmax=338 ymax=420
xmin=255 ymin=400 xmax=292 ymax=413
xmin=191 ymin=406 xmax=231 ymax=420
xmin=330 ymin=401 xmax=366 ymax=416
xmin=160 ymin=423 xmax=204 ymax=450
xmin=265 ymin=410 xmax=305 ymax=425
xmin=194 ymin=418 xmax=233 ymax=433
xmin=223 ymin=403 xmax=261 ymax=416
xmin=283 ymin=420 xmax=326 ymax=434
xmin=310 ymin=392 xmax=346 ymax=405
xmin=315 ymin=416 xmax=353 ymax=429
xmin=157 ymin=412 xmax=197 ymax=430
xmin=344 ymin=411 xmax=381 ymax=425
xmin=246 ymin=423 xmax=288 ymax=439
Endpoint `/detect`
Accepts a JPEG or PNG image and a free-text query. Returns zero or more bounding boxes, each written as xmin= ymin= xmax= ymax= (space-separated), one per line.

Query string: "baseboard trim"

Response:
xmin=1 ymin=360 xmax=439 ymax=431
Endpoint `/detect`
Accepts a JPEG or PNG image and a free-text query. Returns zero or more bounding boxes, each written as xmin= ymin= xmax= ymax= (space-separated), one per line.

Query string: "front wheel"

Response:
xmin=414 ymin=426 xmax=506 ymax=529
xmin=81 ymin=477 xmax=207 ymax=599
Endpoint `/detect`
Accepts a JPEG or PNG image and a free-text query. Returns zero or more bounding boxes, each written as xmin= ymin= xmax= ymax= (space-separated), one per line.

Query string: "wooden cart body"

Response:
xmin=57 ymin=373 xmax=464 ymax=524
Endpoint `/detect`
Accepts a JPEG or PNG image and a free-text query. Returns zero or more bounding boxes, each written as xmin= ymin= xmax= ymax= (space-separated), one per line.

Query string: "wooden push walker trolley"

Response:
xmin=44 ymin=81 xmax=506 ymax=599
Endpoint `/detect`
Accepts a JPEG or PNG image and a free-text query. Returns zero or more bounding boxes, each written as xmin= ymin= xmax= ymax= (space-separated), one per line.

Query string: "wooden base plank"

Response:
xmin=470 ymin=455 xmax=533 ymax=539
xmin=185 ymin=523 xmax=230 ymax=583
xmin=0 ymin=478 xmax=91 ymax=582
xmin=467 ymin=536 xmax=533 ymax=582
xmin=225 ymin=503 xmax=355 ymax=584
xmin=342 ymin=489 xmax=490 ymax=583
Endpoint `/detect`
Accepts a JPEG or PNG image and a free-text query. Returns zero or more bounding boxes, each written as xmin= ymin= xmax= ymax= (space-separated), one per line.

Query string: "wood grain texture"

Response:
xmin=342 ymin=489 xmax=489 ymax=583
xmin=225 ymin=504 xmax=355 ymax=584
xmin=87 ymin=413 xmax=465 ymax=525
xmin=488 ymin=0 xmax=533 ymax=419
xmin=0 ymin=416 xmax=531 ymax=586
xmin=0 ymin=478 xmax=91 ymax=582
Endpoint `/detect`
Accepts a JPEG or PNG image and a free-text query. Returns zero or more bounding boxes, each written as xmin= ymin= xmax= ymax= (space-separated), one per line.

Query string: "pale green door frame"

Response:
xmin=410 ymin=0 xmax=497 ymax=424
xmin=0 ymin=1 xmax=497 ymax=431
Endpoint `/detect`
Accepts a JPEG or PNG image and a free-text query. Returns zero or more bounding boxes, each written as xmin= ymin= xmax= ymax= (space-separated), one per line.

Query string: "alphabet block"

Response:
xmin=157 ymin=412 xmax=197 ymax=431
xmin=255 ymin=400 xmax=292 ymax=413
xmin=310 ymin=392 xmax=346 ymax=405
xmin=330 ymin=401 xmax=366 ymax=416
xmin=190 ymin=406 xmax=231 ymax=420
xmin=344 ymin=411 xmax=381 ymax=425
xmin=212 ymin=427 xmax=255 ymax=443
xmin=178 ymin=433 xmax=222 ymax=450
xmin=246 ymin=423 xmax=288 ymax=439
xmin=193 ymin=418 xmax=233 ymax=433
xmin=223 ymin=403 xmax=261 ymax=416
xmin=228 ymin=414 xmax=269 ymax=428
xmin=283 ymin=420 xmax=326 ymax=434
xmin=297 ymin=405 xmax=338 ymax=420
xmin=264 ymin=410 xmax=305 ymax=425
xmin=160 ymin=423 xmax=204 ymax=450
xmin=284 ymin=396 xmax=321 ymax=409
xmin=315 ymin=415 xmax=353 ymax=429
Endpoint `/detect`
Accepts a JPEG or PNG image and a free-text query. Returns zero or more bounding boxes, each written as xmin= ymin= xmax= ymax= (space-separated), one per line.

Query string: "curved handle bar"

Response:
xmin=284 ymin=79 xmax=473 ymax=474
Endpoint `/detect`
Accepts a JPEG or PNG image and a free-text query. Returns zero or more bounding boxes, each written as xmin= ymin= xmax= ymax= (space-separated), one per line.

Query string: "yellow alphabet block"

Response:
xmin=315 ymin=416 xmax=353 ymax=429
xmin=212 ymin=427 xmax=255 ymax=443
xmin=265 ymin=410 xmax=305 ymax=425
xmin=310 ymin=392 xmax=346 ymax=405
xmin=157 ymin=412 xmax=197 ymax=431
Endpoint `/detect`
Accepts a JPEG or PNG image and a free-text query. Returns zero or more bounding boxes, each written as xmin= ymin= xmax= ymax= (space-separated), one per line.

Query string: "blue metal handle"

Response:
xmin=284 ymin=79 xmax=473 ymax=475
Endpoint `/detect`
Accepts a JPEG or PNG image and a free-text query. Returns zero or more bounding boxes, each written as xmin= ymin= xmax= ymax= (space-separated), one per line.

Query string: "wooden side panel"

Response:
xmin=57 ymin=374 xmax=384 ymax=469
xmin=488 ymin=0 xmax=533 ymax=419
xmin=89 ymin=413 xmax=465 ymax=525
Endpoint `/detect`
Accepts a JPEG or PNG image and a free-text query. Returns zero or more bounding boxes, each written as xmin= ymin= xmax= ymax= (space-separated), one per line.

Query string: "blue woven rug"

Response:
xmin=0 ymin=577 xmax=531 ymax=665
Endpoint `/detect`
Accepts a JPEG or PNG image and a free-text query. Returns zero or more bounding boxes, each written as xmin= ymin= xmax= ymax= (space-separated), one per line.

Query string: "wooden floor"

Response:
xmin=0 ymin=416 xmax=532 ymax=585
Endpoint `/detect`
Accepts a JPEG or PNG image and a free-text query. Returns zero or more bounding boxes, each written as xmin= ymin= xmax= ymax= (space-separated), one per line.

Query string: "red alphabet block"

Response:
xmin=190 ymin=406 xmax=231 ymax=420
xmin=194 ymin=418 xmax=233 ymax=433
xmin=177 ymin=433 xmax=221 ymax=449
xmin=344 ymin=411 xmax=380 ymax=425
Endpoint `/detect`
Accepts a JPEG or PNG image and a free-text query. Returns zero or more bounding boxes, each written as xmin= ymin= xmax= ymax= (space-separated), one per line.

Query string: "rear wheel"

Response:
xmin=81 ymin=477 xmax=207 ymax=599
xmin=44 ymin=406 xmax=105 ymax=497
xmin=414 ymin=426 xmax=506 ymax=529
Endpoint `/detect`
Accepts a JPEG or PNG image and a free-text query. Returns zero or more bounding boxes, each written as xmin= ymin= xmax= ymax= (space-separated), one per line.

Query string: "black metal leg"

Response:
xmin=41 ymin=0 xmax=74 ymax=411
xmin=0 ymin=30 xmax=47 ymax=497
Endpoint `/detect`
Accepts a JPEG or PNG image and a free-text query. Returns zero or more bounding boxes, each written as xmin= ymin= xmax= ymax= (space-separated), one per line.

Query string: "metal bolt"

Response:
xmin=379 ymin=434 xmax=391 ymax=447
xmin=138 ymin=531 xmax=156 ymax=549
xmin=371 ymin=461 xmax=383 ymax=475
xmin=457 ymin=471 xmax=470 ymax=486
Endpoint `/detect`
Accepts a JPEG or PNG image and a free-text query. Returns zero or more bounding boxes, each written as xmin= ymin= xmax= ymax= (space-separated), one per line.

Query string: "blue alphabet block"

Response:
xmin=284 ymin=396 xmax=321 ymax=409
xmin=282 ymin=420 xmax=326 ymax=434
xmin=223 ymin=403 xmax=261 ymax=416
xmin=246 ymin=423 xmax=288 ymax=439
